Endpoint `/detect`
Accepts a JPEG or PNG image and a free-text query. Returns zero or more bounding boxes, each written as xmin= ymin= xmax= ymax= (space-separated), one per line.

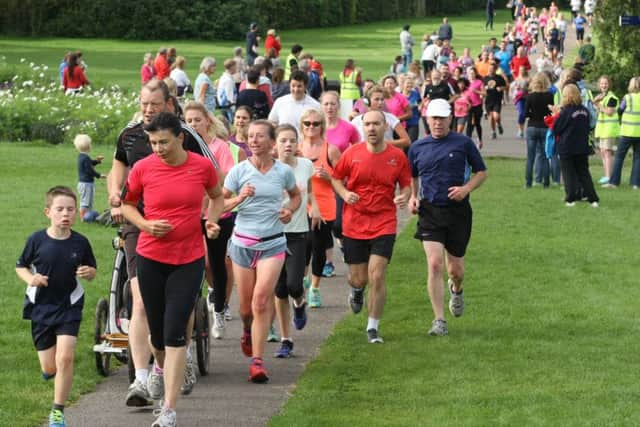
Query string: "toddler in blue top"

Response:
xmin=74 ymin=134 xmax=105 ymax=222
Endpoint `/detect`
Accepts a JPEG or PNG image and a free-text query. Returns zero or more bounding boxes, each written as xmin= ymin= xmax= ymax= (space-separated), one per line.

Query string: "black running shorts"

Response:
xmin=342 ymin=234 xmax=396 ymax=264
xmin=414 ymin=201 xmax=472 ymax=257
xmin=32 ymin=320 xmax=81 ymax=351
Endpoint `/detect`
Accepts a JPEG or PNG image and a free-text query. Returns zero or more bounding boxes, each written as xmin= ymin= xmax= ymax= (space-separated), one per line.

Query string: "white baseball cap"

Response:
xmin=426 ymin=99 xmax=451 ymax=117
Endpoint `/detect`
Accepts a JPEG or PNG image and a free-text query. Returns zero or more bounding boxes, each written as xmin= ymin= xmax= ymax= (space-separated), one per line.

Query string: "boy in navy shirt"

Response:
xmin=16 ymin=186 xmax=97 ymax=427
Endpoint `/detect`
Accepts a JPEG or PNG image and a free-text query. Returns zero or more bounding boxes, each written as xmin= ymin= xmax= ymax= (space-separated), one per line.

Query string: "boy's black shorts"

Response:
xmin=32 ymin=320 xmax=81 ymax=351
xmin=343 ymin=234 xmax=396 ymax=264
xmin=414 ymin=201 xmax=472 ymax=257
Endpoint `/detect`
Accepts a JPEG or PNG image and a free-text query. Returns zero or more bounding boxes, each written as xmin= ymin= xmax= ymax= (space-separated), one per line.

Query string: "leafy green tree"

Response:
xmin=588 ymin=0 xmax=640 ymax=95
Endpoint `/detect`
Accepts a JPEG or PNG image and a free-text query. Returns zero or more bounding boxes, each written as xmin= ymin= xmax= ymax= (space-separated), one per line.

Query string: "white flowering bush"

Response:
xmin=0 ymin=56 xmax=138 ymax=145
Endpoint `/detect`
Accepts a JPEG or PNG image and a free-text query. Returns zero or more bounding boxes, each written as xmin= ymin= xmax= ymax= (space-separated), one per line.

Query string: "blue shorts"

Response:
xmin=77 ymin=182 xmax=95 ymax=209
xmin=227 ymin=240 xmax=287 ymax=269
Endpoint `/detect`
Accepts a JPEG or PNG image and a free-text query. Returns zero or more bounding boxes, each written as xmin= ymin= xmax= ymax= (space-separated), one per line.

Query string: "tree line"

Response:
xmin=3 ymin=0 xmax=491 ymax=40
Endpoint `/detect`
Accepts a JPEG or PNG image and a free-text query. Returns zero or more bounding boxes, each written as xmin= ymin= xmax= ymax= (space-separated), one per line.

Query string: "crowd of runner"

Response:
xmin=18 ymin=1 xmax=640 ymax=426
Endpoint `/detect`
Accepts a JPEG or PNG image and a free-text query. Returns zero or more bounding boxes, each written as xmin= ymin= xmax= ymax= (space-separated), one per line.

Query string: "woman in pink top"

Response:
xmin=184 ymin=101 xmax=241 ymax=339
xmin=381 ymin=74 xmax=411 ymax=125
xmin=140 ymin=53 xmax=155 ymax=85
xmin=322 ymin=91 xmax=361 ymax=152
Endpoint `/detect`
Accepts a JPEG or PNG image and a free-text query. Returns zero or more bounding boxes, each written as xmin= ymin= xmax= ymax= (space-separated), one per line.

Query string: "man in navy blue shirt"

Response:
xmin=408 ymin=99 xmax=487 ymax=337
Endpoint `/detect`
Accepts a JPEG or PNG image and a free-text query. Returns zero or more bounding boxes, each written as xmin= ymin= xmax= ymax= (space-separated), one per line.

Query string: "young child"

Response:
xmin=15 ymin=186 xmax=97 ymax=427
xmin=73 ymin=134 xmax=104 ymax=222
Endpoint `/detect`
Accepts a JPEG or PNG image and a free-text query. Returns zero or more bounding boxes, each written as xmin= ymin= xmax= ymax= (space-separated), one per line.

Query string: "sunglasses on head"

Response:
xmin=303 ymin=121 xmax=322 ymax=127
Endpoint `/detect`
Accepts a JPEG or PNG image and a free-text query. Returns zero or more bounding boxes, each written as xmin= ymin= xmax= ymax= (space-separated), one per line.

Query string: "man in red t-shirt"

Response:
xmin=509 ymin=46 xmax=531 ymax=79
xmin=332 ymin=110 xmax=411 ymax=344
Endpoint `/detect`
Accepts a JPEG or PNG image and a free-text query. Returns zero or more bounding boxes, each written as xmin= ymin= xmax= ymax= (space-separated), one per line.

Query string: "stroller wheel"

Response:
xmin=94 ymin=298 xmax=112 ymax=376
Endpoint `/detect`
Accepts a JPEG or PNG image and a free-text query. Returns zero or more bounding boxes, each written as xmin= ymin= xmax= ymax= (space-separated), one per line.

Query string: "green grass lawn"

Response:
xmin=0 ymin=10 xmax=513 ymax=91
xmin=269 ymin=158 xmax=640 ymax=426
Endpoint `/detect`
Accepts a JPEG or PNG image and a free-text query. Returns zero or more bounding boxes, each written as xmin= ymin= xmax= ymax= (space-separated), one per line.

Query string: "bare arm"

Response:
xmin=332 ymin=177 xmax=359 ymax=205
xmin=279 ymin=185 xmax=301 ymax=224
xmin=388 ymin=123 xmax=411 ymax=149
xmin=307 ymin=178 xmax=322 ymax=230
xmin=16 ymin=267 xmax=48 ymax=288
xmin=448 ymin=170 xmax=488 ymax=202
xmin=409 ymin=177 xmax=420 ymax=214
xmin=121 ymin=202 xmax=173 ymax=238
xmin=107 ymin=158 xmax=128 ymax=223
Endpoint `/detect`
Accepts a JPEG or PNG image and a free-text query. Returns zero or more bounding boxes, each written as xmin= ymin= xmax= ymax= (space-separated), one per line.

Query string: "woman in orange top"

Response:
xmin=299 ymin=108 xmax=341 ymax=308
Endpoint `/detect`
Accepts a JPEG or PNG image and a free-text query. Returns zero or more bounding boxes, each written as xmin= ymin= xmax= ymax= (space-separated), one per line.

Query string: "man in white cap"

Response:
xmin=407 ymin=99 xmax=487 ymax=336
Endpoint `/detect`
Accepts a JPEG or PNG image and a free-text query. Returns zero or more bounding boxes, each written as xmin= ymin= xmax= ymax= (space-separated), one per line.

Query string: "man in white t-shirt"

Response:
xmin=350 ymin=85 xmax=410 ymax=149
xmin=421 ymin=39 xmax=441 ymax=75
xmin=268 ymin=70 xmax=320 ymax=134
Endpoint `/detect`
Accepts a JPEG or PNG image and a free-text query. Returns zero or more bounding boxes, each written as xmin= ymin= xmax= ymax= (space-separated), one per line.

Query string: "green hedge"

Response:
xmin=2 ymin=0 xmax=489 ymax=40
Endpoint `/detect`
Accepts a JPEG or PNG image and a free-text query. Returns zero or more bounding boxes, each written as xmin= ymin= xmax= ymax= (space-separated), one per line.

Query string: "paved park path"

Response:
xmin=66 ymin=27 xmax=583 ymax=426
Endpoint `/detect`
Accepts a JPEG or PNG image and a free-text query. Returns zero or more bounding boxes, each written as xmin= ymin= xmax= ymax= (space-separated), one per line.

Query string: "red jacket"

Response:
xmin=63 ymin=66 xmax=89 ymax=91
xmin=264 ymin=35 xmax=281 ymax=57
xmin=154 ymin=54 xmax=170 ymax=80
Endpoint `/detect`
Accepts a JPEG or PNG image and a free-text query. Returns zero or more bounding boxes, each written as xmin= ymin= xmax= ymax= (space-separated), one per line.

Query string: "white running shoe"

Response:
xmin=211 ymin=311 xmax=226 ymax=339
xmin=180 ymin=352 xmax=197 ymax=395
xmin=147 ymin=369 xmax=165 ymax=400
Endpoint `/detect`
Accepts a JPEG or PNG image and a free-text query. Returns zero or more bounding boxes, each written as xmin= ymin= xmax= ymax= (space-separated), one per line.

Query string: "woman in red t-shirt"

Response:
xmin=299 ymin=108 xmax=341 ymax=308
xmin=63 ymin=53 xmax=90 ymax=95
xmin=121 ymin=112 xmax=223 ymax=427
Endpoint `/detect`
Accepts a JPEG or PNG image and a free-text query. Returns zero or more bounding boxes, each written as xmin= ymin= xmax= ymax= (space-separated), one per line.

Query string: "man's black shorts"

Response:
xmin=32 ymin=320 xmax=81 ymax=351
xmin=343 ymin=234 xmax=396 ymax=264
xmin=414 ymin=201 xmax=472 ymax=257
xmin=485 ymin=99 xmax=502 ymax=113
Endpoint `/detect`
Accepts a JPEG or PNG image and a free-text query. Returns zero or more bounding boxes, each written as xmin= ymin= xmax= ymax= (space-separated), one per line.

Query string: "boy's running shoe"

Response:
xmin=147 ymin=369 xmax=165 ymax=400
xmin=428 ymin=319 xmax=448 ymax=336
xmin=49 ymin=409 xmax=66 ymax=427
xmin=348 ymin=287 xmax=364 ymax=314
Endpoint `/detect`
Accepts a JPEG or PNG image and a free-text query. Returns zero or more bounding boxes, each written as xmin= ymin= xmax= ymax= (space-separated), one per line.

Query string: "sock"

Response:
xmin=293 ymin=298 xmax=305 ymax=308
xmin=252 ymin=357 xmax=263 ymax=364
xmin=135 ymin=368 xmax=148 ymax=384
xmin=367 ymin=317 xmax=380 ymax=331
xmin=352 ymin=286 xmax=363 ymax=294
xmin=186 ymin=344 xmax=193 ymax=358
xmin=243 ymin=327 xmax=251 ymax=335
xmin=52 ymin=403 xmax=65 ymax=412
xmin=42 ymin=372 xmax=56 ymax=381
xmin=153 ymin=363 xmax=164 ymax=376
xmin=281 ymin=337 xmax=292 ymax=343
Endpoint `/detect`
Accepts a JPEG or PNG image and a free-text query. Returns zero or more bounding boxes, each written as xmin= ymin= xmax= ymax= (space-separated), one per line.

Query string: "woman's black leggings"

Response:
xmin=137 ymin=255 xmax=204 ymax=350
xmin=202 ymin=215 xmax=235 ymax=313
xmin=466 ymin=104 xmax=483 ymax=142
xmin=306 ymin=219 xmax=334 ymax=277
xmin=275 ymin=232 xmax=308 ymax=300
